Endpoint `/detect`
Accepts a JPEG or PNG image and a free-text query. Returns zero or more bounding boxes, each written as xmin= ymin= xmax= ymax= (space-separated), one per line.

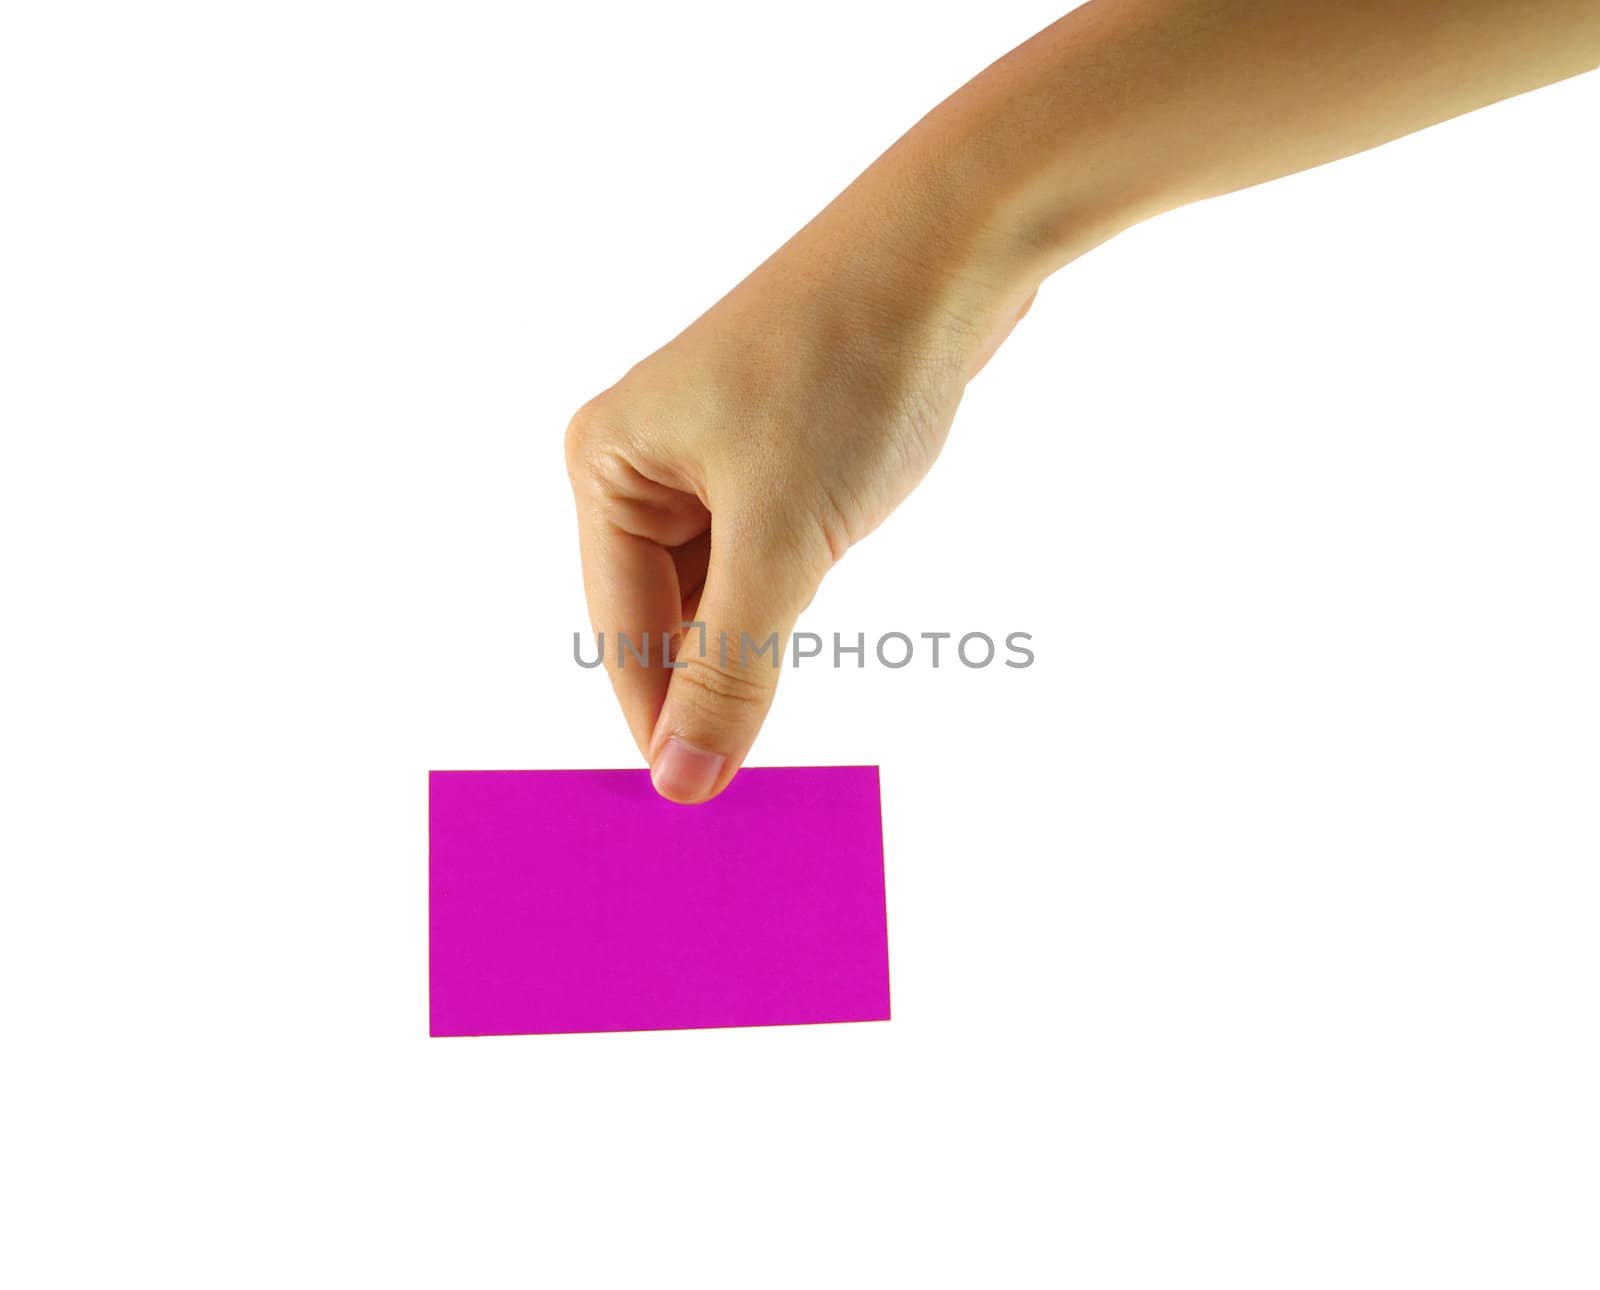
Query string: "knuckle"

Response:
xmin=674 ymin=651 xmax=775 ymax=712
xmin=562 ymin=397 xmax=616 ymax=481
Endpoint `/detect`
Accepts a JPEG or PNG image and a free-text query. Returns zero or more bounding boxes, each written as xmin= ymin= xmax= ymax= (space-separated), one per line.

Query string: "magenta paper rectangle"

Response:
xmin=429 ymin=766 xmax=890 ymax=1036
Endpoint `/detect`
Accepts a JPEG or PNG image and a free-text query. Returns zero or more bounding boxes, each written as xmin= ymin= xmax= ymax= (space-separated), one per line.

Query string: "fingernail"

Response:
xmin=650 ymin=737 xmax=726 ymax=803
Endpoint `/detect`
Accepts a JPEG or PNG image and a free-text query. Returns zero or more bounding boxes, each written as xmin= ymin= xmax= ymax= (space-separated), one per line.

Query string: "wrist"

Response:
xmin=776 ymin=158 xmax=1041 ymax=386
xmin=812 ymin=104 xmax=1135 ymax=380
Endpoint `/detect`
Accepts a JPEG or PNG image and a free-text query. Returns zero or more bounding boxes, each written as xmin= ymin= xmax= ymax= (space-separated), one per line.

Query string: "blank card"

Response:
xmin=429 ymin=766 xmax=890 ymax=1036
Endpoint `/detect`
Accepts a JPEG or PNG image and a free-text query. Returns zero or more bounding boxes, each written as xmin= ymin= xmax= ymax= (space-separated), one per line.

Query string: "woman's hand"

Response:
xmin=565 ymin=156 xmax=1037 ymax=804
xmin=566 ymin=0 xmax=1599 ymax=805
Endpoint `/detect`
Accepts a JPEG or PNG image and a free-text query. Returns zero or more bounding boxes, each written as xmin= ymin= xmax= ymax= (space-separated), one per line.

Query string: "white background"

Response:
xmin=3 ymin=2 xmax=1597 ymax=1285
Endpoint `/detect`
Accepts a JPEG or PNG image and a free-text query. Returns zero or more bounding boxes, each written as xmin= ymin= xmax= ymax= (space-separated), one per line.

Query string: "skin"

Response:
xmin=566 ymin=0 xmax=1600 ymax=804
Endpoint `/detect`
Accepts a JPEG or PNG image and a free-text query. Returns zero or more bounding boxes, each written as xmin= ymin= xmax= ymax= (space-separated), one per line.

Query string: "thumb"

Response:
xmin=648 ymin=530 xmax=821 ymax=804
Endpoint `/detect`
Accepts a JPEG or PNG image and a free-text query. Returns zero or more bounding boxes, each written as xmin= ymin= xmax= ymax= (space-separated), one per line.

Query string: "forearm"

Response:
xmin=832 ymin=0 xmax=1600 ymax=343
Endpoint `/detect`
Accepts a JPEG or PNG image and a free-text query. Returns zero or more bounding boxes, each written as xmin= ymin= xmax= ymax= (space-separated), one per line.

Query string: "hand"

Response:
xmin=565 ymin=161 xmax=1036 ymax=803
xmin=565 ymin=0 xmax=1598 ymax=806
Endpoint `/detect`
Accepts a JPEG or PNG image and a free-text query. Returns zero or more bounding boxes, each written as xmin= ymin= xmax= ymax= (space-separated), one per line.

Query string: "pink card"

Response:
xmin=429 ymin=766 xmax=890 ymax=1036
